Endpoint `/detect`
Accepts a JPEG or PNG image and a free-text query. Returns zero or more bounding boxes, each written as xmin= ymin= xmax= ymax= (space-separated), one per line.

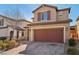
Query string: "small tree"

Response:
xmin=68 ymin=38 xmax=76 ymax=46
xmin=2 ymin=8 xmax=25 ymax=40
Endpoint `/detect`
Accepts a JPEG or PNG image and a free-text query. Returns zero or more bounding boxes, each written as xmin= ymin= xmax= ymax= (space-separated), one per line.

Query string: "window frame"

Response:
xmin=40 ymin=11 xmax=50 ymax=21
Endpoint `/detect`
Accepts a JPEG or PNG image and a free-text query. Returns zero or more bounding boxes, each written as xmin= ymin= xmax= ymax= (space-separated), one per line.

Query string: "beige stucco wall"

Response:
xmin=33 ymin=6 xmax=69 ymax=22
xmin=0 ymin=26 xmax=29 ymax=40
xmin=57 ymin=10 xmax=69 ymax=20
xmin=29 ymin=23 xmax=70 ymax=43
xmin=0 ymin=28 xmax=8 ymax=37
xmin=33 ymin=6 xmax=57 ymax=22
xmin=0 ymin=16 xmax=30 ymax=40
xmin=0 ymin=27 xmax=13 ymax=38
xmin=77 ymin=20 xmax=79 ymax=39
xmin=4 ymin=19 xmax=16 ymax=26
xmin=0 ymin=16 xmax=16 ymax=27
xmin=16 ymin=21 xmax=30 ymax=40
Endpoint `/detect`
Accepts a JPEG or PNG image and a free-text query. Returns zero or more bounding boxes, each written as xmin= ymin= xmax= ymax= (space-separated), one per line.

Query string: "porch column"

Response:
xmin=30 ymin=29 xmax=34 ymax=41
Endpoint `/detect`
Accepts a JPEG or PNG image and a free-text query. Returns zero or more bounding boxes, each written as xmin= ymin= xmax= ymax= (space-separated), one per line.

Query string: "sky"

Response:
xmin=0 ymin=4 xmax=78 ymax=26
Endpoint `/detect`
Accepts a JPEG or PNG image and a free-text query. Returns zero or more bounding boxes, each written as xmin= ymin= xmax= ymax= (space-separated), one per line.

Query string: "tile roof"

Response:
xmin=0 ymin=15 xmax=31 ymax=23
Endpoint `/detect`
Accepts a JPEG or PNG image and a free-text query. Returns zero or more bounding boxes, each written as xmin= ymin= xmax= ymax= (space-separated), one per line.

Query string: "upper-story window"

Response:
xmin=38 ymin=11 xmax=50 ymax=21
xmin=0 ymin=19 xmax=4 ymax=26
xmin=41 ymin=12 xmax=48 ymax=20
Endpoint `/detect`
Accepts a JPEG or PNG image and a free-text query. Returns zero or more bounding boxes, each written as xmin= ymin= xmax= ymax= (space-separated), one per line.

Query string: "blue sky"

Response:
xmin=0 ymin=4 xmax=78 ymax=26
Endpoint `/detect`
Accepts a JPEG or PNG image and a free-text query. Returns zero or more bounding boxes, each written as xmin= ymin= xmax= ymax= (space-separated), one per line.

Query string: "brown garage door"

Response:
xmin=34 ymin=28 xmax=64 ymax=43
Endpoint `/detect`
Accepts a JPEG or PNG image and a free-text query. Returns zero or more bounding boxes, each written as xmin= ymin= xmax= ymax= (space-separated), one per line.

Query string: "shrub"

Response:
xmin=0 ymin=40 xmax=3 ymax=49
xmin=0 ymin=40 xmax=3 ymax=45
xmin=67 ymin=47 xmax=78 ymax=55
xmin=0 ymin=37 xmax=7 ymax=42
xmin=1 ymin=43 xmax=7 ymax=49
xmin=0 ymin=39 xmax=17 ymax=50
xmin=4 ymin=40 xmax=17 ymax=48
xmin=9 ymin=40 xmax=16 ymax=47
xmin=4 ymin=40 xmax=10 ymax=43
xmin=68 ymin=38 xmax=76 ymax=46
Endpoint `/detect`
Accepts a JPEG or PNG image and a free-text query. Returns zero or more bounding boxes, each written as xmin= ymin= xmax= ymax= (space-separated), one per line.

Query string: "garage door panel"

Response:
xmin=34 ymin=28 xmax=63 ymax=43
xmin=34 ymin=30 xmax=47 ymax=41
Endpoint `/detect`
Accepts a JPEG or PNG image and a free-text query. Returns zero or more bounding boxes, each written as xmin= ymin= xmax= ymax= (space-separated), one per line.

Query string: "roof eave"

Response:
xmin=28 ymin=20 xmax=72 ymax=26
xmin=58 ymin=8 xmax=71 ymax=14
xmin=32 ymin=4 xmax=57 ymax=13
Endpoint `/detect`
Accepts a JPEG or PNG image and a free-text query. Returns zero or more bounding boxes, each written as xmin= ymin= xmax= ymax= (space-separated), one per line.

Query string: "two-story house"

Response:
xmin=28 ymin=4 xmax=72 ymax=43
xmin=0 ymin=15 xmax=31 ymax=40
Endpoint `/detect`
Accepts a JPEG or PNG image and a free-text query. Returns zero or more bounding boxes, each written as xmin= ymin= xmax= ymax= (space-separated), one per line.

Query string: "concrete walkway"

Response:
xmin=0 ymin=44 xmax=27 ymax=55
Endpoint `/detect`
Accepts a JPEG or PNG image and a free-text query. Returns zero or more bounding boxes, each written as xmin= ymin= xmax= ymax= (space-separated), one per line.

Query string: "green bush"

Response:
xmin=67 ymin=47 xmax=78 ymax=55
xmin=68 ymin=38 xmax=76 ymax=46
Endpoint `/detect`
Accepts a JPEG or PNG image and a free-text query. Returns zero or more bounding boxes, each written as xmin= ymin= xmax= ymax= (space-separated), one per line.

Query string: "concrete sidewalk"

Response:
xmin=0 ymin=44 xmax=27 ymax=55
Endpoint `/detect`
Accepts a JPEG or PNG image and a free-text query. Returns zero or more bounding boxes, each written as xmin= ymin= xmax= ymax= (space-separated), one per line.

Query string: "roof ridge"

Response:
xmin=0 ymin=15 xmax=31 ymax=23
xmin=32 ymin=4 xmax=70 ymax=13
xmin=32 ymin=4 xmax=57 ymax=13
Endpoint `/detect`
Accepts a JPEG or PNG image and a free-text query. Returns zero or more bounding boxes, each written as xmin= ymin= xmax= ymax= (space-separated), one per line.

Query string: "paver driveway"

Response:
xmin=20 ymin=42 xmax=65 ymax=55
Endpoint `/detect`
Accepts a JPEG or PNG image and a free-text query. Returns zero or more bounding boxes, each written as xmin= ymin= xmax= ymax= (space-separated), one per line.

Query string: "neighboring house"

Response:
xmin=70 ymin=26 xmax=78 ymax=39
xmin=76 ymin=16 xmax=79 ymax=39
xmin=0 ymin=15 xmax=31 ymax=40
xmin=28 ymin=4 xmax=72 ymax=43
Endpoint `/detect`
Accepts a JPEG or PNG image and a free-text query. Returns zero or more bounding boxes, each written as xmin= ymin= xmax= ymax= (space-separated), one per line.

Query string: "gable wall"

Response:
xmin=33 ymin=6 xmax=57 ymax=22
